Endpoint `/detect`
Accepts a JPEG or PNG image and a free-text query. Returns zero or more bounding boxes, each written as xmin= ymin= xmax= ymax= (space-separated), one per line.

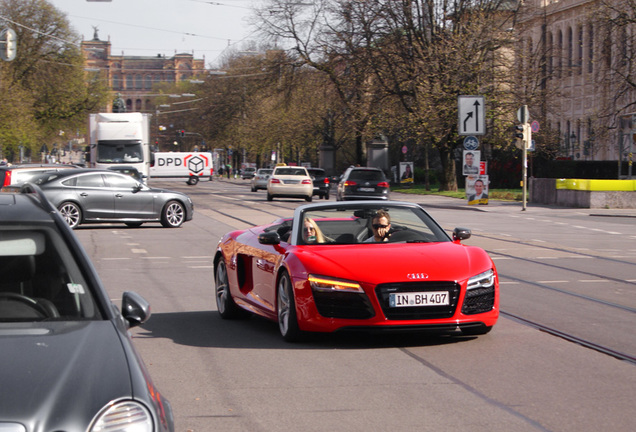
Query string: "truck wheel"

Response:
xmin=187 ymin=177 xmax=199 ymax=186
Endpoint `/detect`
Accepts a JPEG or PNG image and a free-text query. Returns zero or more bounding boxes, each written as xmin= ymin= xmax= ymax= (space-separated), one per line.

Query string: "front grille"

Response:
xmin=312 ymin=291 xmax=375 ymax=319
xmin=375 ymin=282 xmax=460 ymax=320
xmin=461 ymin=286 xmax=495 ymax=315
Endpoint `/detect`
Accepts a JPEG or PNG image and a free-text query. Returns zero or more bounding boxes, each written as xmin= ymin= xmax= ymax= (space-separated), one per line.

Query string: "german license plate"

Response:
xmin=389 ymin=291 xmax=449 ymax=307
xmin=359 ymin=187 xmax=375 ymax=192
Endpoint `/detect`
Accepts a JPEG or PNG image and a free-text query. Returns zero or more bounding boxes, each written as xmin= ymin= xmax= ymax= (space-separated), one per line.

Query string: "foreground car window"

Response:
xmin=0 ymin=228 xmax=102 ymax=322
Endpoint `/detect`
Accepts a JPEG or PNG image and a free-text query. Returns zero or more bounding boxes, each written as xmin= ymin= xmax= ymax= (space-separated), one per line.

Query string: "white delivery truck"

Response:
xmin=87 ymin=113 xmax=153 ymax=179
xmin=150 ymin=152 xmax=214 ymax=185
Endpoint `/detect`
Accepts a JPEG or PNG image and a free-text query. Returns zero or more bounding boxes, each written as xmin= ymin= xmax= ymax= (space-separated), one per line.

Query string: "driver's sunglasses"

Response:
xmin=373 ymin=224 xmax=389 ymax=229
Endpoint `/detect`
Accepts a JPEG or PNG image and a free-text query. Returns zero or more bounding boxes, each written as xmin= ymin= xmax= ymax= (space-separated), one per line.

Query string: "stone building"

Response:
xmin=81 ymin=29 xmax=205 ymax=113
xmin=516 ymin=0 xmax=635 ymax=165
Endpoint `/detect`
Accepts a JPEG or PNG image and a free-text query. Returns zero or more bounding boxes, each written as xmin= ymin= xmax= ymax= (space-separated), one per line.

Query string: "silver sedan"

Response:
xmin=29 ymin=169 xmax=194 ymax=228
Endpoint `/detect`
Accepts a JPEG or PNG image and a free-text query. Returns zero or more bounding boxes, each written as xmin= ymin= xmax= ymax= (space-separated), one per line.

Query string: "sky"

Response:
xmin=48 ymin=0 xmax=260 ymax=68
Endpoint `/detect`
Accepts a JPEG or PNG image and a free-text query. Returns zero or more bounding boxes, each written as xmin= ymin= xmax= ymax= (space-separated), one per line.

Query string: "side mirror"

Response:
xmin=259 ymin=231 xmax=281 ymax=245
xmin=453 ymin=227 xmax=471 ymax=242
xmin=121 ymin=291 xmax=151 ymax=328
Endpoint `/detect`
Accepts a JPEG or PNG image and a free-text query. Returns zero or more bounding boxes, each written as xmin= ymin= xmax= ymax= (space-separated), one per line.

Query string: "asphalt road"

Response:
xmin=74 ymin=178 xmax=636 ymax=432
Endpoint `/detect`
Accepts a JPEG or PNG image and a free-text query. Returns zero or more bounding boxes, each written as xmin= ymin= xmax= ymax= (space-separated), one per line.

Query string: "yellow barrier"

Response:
xmin=556 ymin=179 xmax=636 ymax=191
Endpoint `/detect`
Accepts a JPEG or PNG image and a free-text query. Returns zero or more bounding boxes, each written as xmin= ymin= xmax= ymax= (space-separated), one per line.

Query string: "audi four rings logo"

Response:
xmin=407 ymin=273 xmax=429 ymax=280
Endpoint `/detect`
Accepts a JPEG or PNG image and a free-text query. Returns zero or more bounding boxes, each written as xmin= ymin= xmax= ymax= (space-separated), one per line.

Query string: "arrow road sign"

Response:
xmin=458 ymin=96 xmax=485 ymax=136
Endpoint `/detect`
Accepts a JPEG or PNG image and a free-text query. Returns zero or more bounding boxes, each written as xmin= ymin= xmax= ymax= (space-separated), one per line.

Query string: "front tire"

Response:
xmin=187 ymin=176 xmax=199 ymax=185
xmin=161 ymin=200 xmax=185 ymax=228
xmin=305 ymin=195 xmax=312 ymax=202
xmin=277 ymin=271 xmax=303 ymax=342
xmin=58 ymin=201 xmax=82 ymax=229
xmin=215 ymin=260 xmax=246 ymax=319
xmin=267 ymin=193 xmax=273 ymax=201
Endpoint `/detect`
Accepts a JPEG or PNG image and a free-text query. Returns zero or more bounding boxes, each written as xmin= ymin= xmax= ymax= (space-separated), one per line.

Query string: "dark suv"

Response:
xmin=306 ymin=167 xmax=331 ymax=199
xmin=336 ymin=166 xmax=390 ymax=201
xmin=0 ymin=184 xmax=174 ymax=431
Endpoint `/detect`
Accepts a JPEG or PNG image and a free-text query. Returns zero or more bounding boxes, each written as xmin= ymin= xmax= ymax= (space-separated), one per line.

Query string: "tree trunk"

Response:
xmin=438 ymin=146 xmax=458 ymax=191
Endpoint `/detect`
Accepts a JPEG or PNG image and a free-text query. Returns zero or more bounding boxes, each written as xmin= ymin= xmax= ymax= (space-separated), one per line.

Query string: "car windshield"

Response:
xmin=348 ymin=170 xmax=385 ymax=182
xmin=297 ymin=204 xmax=450 ymax=245
xmin=0 ymin=227 xmax=102 ymax=322
xmin=97 ymin=141 xmax=143 ymax=163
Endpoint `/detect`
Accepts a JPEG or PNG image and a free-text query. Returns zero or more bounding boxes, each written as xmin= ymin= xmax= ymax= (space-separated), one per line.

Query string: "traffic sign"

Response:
xmin=463 ymin=136 xmax=479 ymax=150
xmin=531 ymin=120 xmax=540 ymax=133
xmin=458 ymin=96 xmax=485 ymax=136
xmin=517 ymin=105 xmax=530 ymax=124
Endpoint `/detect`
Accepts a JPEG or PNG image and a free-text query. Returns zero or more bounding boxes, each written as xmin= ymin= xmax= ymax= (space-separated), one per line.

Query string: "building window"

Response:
xmin=557 ymin=30 xmax=563 ymax=79
xmin=126 ymin=99 xmax=133 ymax=111
xmin=567 ymin=27 xmax=573 ymax=75
xmin=135 ymin=74 xmax=142 ymax=90
xmin=547 ymin=32 xmax=553 ymax=78
xmin=145 ymin=75 xmax=152 ymax=89
xmin=126 ymin=75 xmax=133 ymax=89
xmin=588 ymin=24 xmax=594 ymax=74
xmin=112 ymin=74 xmax=121 ymax=90
xmin=577 ymin=25 xmax=583 ymax=75
xmin=135 ymin=99 xmax=142 ymax=111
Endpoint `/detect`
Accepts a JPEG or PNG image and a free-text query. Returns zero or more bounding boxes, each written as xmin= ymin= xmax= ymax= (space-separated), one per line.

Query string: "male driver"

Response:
xmin=364 ymin=210 xmax=392 ymax=242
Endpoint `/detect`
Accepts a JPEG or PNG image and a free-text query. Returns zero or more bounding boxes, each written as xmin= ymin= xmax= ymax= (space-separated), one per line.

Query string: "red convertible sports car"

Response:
xmin=214 ymin=201 xmax=499 ymax=341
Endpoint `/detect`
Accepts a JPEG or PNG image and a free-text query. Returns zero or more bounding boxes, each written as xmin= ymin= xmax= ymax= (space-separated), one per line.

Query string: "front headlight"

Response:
xmin=90 ymin=400 xmax=153 ymax=432
xmin=308 ymin=275 xmax=363 ymax=293
xmin=466 ymin=269 xmax=495 ymax=291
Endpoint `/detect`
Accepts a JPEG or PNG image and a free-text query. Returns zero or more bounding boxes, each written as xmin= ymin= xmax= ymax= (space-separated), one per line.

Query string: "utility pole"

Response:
xmin=515 ymin=105 xmax=532 ymax=211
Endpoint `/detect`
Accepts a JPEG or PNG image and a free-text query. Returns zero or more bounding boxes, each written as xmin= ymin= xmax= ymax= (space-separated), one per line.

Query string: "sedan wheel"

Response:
xmin=215 ymin=260 xmax=247 ymax=319
xmin=161 ymin=200 xmax=185 ymax=228
xmin=58 ymin=201 xmax=81 ymax=229
xmin=277 ymin=271 xmax=303 ymax=342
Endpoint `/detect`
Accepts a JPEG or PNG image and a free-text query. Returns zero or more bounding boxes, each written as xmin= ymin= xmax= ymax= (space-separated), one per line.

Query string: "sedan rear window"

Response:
xmin=275 ymin=168 xmax=307 ymax=176
xmin=348 ymin=170 xmax=385 ymax=182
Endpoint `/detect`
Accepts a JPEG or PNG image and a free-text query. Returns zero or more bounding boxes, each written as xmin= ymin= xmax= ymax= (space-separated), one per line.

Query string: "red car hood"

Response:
xmin=295 ymin=242 xmax=493 ymax=285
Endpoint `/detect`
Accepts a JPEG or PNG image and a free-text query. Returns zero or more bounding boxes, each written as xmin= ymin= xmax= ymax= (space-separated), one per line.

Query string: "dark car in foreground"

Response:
xmin=0 ymin=184 xmax=174 ymax=432
xmin=306 ymin=167 xmax=331 ymax=199
xmin=214 ymin=201 xmax=498 ymax=342
xmin=336 ymin=166 xmax=390 ymax=201
xmin=29 ymin=168 xmax=193 ymax=229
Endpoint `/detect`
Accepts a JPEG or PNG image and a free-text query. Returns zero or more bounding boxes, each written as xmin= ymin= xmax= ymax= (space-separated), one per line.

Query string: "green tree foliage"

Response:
xmin=0 ymin=0 xmax=108 ymax=162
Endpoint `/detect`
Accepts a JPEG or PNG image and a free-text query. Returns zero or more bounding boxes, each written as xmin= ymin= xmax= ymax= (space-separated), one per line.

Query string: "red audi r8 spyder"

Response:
xmin=214 ymin=201 xmax=499 ymax=341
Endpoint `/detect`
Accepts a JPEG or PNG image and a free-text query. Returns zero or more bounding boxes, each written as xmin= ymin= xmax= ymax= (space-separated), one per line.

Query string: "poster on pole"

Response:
xmin=400 ymin=162 xmax=414 ymax=184
xmin=466 ymin=175 xmax=489 ymax=206
xmin=462 ymin=150 xmax=480 ymax=175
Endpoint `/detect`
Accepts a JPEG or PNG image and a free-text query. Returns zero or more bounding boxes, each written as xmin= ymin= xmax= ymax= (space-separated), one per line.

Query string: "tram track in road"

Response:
xmin=501 ymin=310 xmax=636 ymax=366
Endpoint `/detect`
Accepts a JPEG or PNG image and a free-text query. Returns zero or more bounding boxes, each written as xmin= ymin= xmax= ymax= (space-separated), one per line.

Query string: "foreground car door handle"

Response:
xmin=115 ymin=193 xmax=124 ymax=198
